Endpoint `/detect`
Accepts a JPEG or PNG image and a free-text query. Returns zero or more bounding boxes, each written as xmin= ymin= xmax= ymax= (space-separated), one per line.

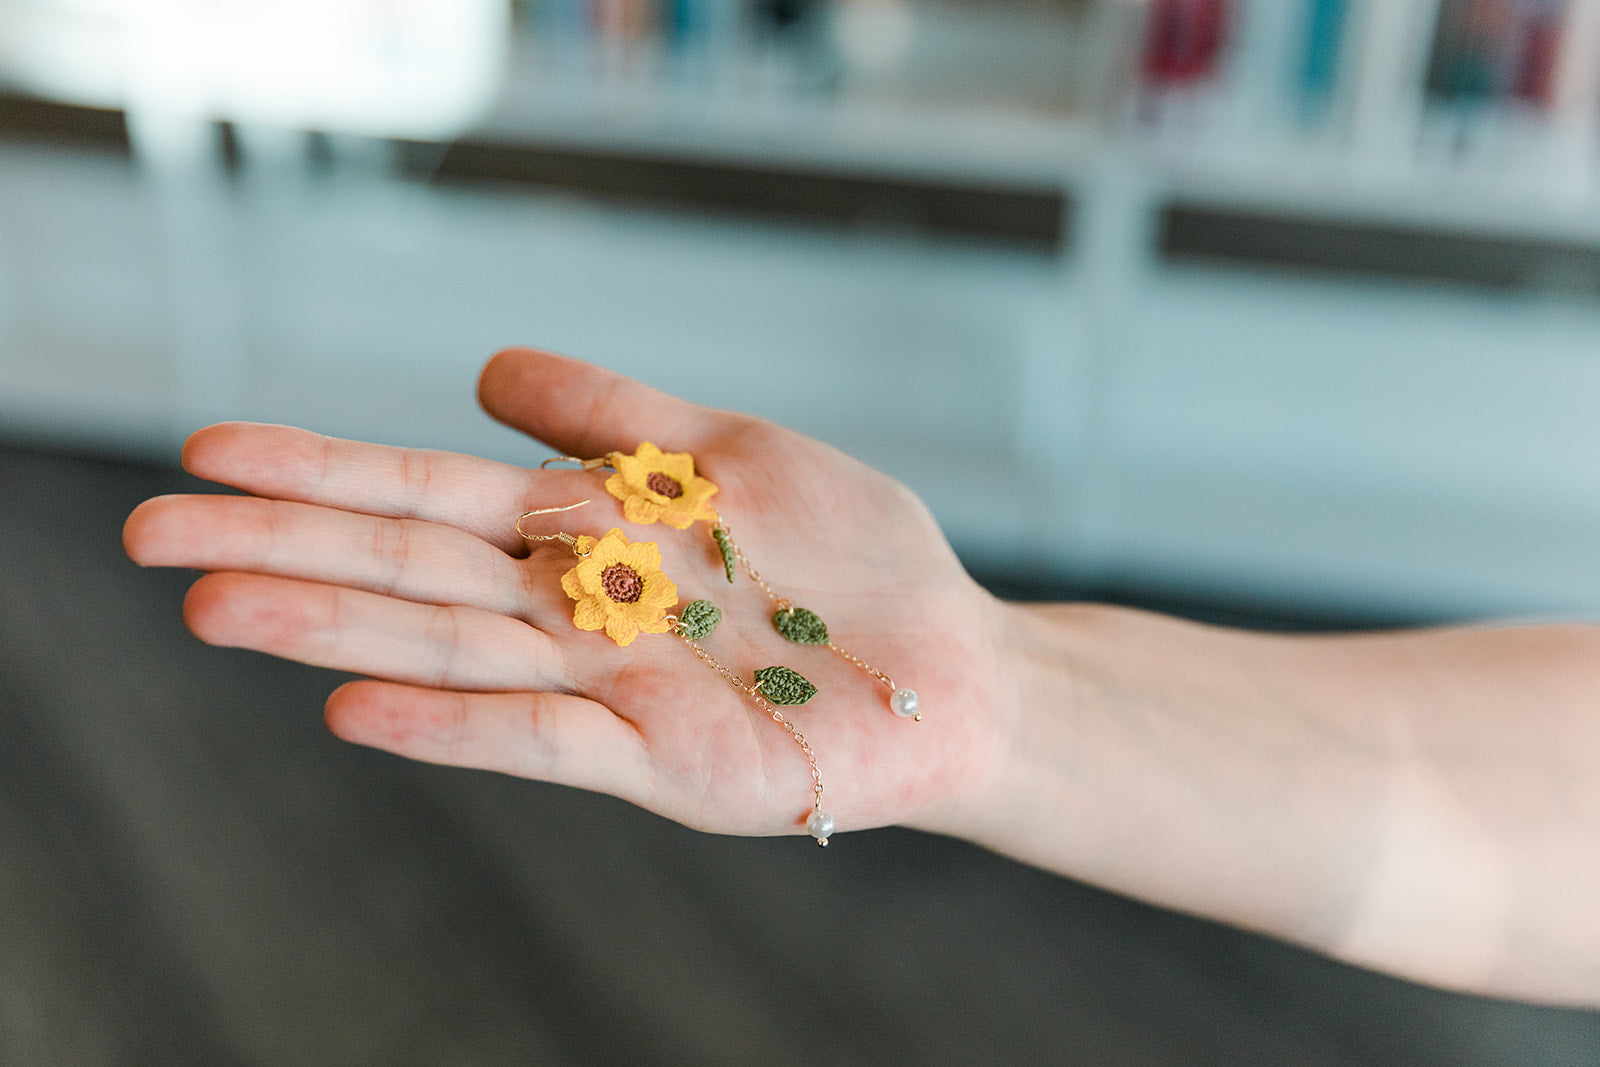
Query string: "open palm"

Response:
xmin=125 ymin=349 xmax=1007 ymax=841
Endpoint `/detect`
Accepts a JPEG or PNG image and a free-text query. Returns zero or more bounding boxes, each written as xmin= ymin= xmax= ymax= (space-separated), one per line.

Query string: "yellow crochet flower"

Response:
xmin=604 ymin=442 xmax=719 ymax=530
xmin=560 ymin=528 xmax=679 ymax=647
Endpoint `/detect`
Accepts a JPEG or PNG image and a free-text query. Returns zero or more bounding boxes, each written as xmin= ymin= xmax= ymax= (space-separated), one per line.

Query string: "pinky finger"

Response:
xmin=325 ymin=680 xmax=654 ymax=804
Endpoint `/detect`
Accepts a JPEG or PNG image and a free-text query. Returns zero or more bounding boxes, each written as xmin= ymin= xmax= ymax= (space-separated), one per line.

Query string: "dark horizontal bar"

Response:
xmin=1162 ymin=204 xmax=1600 ymax=293
xmin=0 ymin=90 xmax=129 ymax=151
xmin=399 ymin=138 xmax=1067 ymax=248
xmin=0 ymin=87 xmax=1065 ymax=247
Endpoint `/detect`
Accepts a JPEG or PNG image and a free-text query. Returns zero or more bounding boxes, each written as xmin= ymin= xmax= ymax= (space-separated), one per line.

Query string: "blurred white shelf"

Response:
xmin=5 ymin=0 xmax=1599 ymax=240
xmin=4 ymin=136 xmax=1600 ymax=619
xmin=4 ymin=0 xmax=1600 ymax=618
xmin=467 ymin=0 xmax=1094 ymax=185
xmin=0 ymin=139 xmax=1059 ymax=553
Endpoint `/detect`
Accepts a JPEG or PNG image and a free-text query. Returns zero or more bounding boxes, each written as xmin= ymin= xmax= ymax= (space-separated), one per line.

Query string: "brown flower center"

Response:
xmin=601 ymin=563 xmax=644 ymax=603
xmin=645 ymin=472 xmax=683 ymax=499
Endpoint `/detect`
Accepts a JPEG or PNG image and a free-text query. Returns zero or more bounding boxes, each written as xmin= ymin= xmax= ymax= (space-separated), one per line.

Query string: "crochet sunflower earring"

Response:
xmin=542 ymin=443 xmax=921 ymax=721
xmin=516 ymin=501 xmax=835 ymax=846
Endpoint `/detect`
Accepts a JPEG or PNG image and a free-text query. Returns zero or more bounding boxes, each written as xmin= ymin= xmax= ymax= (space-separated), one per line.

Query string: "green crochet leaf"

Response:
xmin=711 ymin=527 xmax=736 ymax=584
xmin=675 ymin=599 xmax=722 ymax=642
xmin=753 ymin=666 xmax=817 ymax=706
xmin=773 ymin=606 xmax=829 ymax=645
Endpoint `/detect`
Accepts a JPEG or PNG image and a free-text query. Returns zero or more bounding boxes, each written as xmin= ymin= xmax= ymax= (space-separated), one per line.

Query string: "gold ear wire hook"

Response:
xmin=539 ymin=455 xmax=614 ymax=471
xmin=515 ymin=499 xmax=593 ymax=556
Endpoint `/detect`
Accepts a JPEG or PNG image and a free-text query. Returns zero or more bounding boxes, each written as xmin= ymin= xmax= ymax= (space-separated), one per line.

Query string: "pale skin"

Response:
xmin=123 ymin=347 xmax=1600 ymax=1008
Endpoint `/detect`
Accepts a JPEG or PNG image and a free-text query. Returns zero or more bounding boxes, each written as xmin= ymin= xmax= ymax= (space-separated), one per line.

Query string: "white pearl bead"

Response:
xmin=806 ymin=809 xmax=834 ymax=844
xmin=890 ymin=688 xmax=919 ymax=718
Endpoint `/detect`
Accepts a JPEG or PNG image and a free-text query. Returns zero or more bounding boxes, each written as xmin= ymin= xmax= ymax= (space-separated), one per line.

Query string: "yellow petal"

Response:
xmin=621 ymin=538 xmax=662 ymax=572
xmin=603 ymin=470 xmax=634 ymax=505
xmin=590 ymin=529 xmax=630 ymax=566
xmin=677 ymin=487 xmax=719 ymax=524
xmin=560 ymin=566 xmax=587 ymax=600
xmin=567 ymin=556 xmax=604 ymax=594
xmin=682 ymin=478 xmax=718 ymax=507
xmin=638 ymin=571 xmax=677 ymax=606
xmin=659 ymin=451 xmax=697 ymax=483
xmin=604 ymin=613 xmax=640 ymax=646
xmin=657 ymin=507 xmax=697 ymax=530
xmin=572 ymin=597 xmax=608 ymax=631
xmin=619 ymin=600 xmax=671 ymax=635
xmin=637 ymin=614 xmax=672 ymax=636
xmin=622 ymin=495 xmax=664 ymax=525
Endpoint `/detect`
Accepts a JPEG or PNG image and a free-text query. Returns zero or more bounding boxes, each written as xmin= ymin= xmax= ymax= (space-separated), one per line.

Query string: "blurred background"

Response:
xmin=4 ymin=0 xmax=1600 ymax=1062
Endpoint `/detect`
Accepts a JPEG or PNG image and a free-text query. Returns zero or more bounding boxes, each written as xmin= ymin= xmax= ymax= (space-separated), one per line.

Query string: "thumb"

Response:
xmin=478 ymin=348 xmax=721 ymax=461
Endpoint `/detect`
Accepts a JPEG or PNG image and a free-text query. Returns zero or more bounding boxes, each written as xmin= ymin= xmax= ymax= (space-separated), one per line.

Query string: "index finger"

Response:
xmin=181 ymin=422 xmax=600 ymax=553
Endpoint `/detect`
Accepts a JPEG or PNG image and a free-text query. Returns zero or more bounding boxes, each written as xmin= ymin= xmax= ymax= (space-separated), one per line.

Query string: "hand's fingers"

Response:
xmin=325 ymin=680 xmax=653 ymax=804
xmin=184 ymin=572 xmax=571 ymax=692
xmin=126 ymin=495 xmax=541 ymax=618
xmin=478 ymin=348 xmax=727 ymax=461
xmin=181 ymin=422 xmax=600 ymax=553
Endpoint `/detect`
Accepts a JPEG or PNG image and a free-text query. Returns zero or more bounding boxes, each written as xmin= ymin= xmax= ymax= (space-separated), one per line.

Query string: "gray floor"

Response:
xmin=3 ymin=443 xmax=1599 ymax=1066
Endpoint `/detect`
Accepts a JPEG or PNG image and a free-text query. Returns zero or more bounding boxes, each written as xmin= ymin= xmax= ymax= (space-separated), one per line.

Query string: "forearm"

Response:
xmin=943 ymin=601 xmax=1600 ymax=1005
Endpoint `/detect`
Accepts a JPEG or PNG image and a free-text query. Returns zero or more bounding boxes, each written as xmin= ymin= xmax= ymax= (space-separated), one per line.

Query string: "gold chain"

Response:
xmin=825 ymin=643 xmax=895 ymax=691
xmin=717 ymin=520 xmax=896 ymax=693
xmin=719 ymin=521 xmax=784 ymax=606
xmin=674 ymin=631 xmax=824 ymax=808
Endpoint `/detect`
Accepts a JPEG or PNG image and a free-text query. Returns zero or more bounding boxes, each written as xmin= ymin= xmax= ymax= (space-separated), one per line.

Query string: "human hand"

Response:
xmin=124 ymin=348 xmax=1009 ymax=841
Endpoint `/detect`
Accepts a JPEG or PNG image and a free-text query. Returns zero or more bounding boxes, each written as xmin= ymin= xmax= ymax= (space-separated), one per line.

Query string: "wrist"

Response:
xmin=911 ymin=598 xmax=1097 ymax=869
xmin=927 ymin=600 xmax=1352 ymax=938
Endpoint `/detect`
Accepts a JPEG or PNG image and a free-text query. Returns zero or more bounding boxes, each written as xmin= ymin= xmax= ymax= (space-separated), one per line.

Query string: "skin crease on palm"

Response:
xmin=122 ymin=347 xmax=1009 ymax=841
